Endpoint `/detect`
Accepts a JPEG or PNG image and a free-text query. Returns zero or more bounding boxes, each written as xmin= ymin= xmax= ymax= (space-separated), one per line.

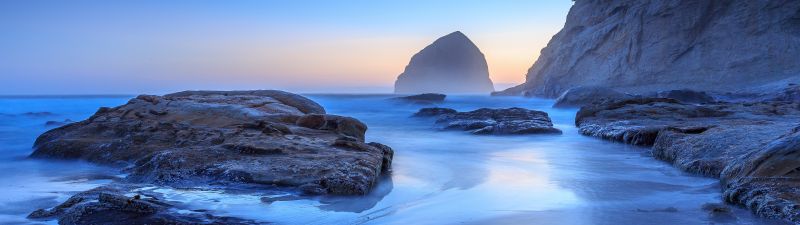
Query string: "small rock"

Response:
xmin=415 ymin=107 xmax=562 ymax=135
xmin=701 ymin=203 xmax=736 ymax=221
xmin=44 ymin=119 xmax=74 ymax=127
xmin=413 ymin=107 xmax=457 ymax=117
xmin=393 ymin=93 xmax=446 ymax=104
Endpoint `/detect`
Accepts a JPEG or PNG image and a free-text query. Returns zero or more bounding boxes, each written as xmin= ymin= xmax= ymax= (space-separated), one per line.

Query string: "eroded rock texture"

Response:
xmin=497 ymin=0 xmax=800 ymax=97
xmin=575 ymin=97 xmax=800 ymax=222
xmin=415 ymin=107 xmax=561 ymax=135
xmin=30 ymin=90 xmax=393 ymax=196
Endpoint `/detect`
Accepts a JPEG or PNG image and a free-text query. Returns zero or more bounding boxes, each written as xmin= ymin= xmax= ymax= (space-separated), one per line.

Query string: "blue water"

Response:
xmin=0 ymin=95 xmax=786 ymax=225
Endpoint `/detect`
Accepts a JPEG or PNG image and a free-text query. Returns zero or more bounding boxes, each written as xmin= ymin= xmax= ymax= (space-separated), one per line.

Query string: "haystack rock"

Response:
xmin=496 ymin=0 xmax=800 ymax=98
xmin=394 ymin=31 xmax=495 ymax=94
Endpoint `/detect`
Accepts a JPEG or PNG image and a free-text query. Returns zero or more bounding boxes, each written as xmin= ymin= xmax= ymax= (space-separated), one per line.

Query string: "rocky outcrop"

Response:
xmin=394 ymin=31 xmax=494 ymax=94
xmin=575 ymin=98 xmax=800 ymax=222
xmin=30 ymin=90 xmax=393 ymax=196
xmin=552 ymin=86 xmax=635 ymax=108
xmin=392 ymin=93 xmax=446 ymax=104
xmin=413 ymin=107 xmax=457 ymax=117
xmin=28 ymin=184 xmax=258 ymax=225
xmin=496 ymin=0 xmax=800 ymax=98
xmin=414 ymin=107 xmax=561 ymax=135
xmin=44 ymin=119 xmax=74 ymax=127
xmin=656 ymin=89 xmax=716 ymax=104
xmin=720 ymin=130 xmax=800 ymax=222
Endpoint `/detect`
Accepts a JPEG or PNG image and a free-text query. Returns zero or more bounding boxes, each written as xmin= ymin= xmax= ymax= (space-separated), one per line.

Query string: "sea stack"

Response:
xmin=394 ymin=31 xmax=494 ymax=94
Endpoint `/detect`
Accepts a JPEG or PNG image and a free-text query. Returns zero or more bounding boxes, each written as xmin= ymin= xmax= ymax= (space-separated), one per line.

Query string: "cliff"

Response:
xmin=497 ymin=0 xmax=800 ymax=98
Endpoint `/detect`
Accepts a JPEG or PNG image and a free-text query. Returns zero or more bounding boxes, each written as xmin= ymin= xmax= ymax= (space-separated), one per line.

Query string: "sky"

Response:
xmin=0 ymin=1 xmax=573 ymax=95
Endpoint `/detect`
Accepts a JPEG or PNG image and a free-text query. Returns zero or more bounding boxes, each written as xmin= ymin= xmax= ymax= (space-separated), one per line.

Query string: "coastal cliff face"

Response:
xmin=498 ymin=0 xmax=800 ymax=98
xmin=394 ymin=31 xmax=495 ymax=94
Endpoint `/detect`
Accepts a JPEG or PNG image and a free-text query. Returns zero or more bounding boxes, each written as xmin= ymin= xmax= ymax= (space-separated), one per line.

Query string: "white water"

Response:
xmin=0 ymin=95 xmax=786 ymax=225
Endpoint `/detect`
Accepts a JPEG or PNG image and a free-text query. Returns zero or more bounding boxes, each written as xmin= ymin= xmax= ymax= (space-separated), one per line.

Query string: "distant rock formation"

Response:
xmin=394 ymin=31 xmax=494 ymax=94
xmin=496 ymin=0 xmax=800 ymax=98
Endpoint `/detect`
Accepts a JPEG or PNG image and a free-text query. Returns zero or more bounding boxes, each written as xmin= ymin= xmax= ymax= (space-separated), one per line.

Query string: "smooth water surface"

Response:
xmin=0 ymin=95 xmax=786 ymax=225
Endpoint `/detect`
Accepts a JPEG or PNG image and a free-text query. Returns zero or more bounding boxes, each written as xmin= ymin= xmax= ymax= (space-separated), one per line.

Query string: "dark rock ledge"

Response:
xmin=391 ymin=93 xmax=446 ymax=104
xmin=414 ymin=107 xmax=562 ymax=135
xmin=575 ymin=97 xmax=800 ymax=223
xmin=28 ymin=184 xmax=259 ymax=225
xmin=27 ymin=90 xmax=394 ymax=224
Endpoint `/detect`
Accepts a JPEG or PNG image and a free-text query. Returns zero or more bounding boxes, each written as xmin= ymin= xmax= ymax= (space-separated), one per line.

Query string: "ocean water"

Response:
xmin=0 ymin=95 xmax=787 ymax=225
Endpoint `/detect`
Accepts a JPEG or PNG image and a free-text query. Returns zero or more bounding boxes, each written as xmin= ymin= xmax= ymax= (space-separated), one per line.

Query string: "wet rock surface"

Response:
xmin=413 ymin=107 xmax=457 ymax=117
xmin=552 ymin=86 xmax=635 ymax=108
xmin=575 ymin=97 xmax=800 ymax=223
xmin=392 ymin=93 xmax=446 ymax=104
xmin=28 ymin=90 xmax=394 ymax=223
xmin=415 ymin=107 xmax=561 ymax=135
xmin=31 ymin=90 xmax=392 ymax=195
xmin=28 ymin=184 xmax=258 ymax=225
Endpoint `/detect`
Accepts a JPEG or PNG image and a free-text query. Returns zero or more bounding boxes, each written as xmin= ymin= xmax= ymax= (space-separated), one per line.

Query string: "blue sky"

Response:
xmin=0 ymin=1 xmax=573 ymax=94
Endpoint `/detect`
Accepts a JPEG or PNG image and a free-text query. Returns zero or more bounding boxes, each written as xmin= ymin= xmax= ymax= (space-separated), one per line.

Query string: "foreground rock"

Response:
xmin=394 ymin=31 xmax=494 ymax=94
xmin=392 ymin=93 xmax=446 ymax=104
xmin=495 ymin=0 xmax=800 ymax=97
xmin=415 ymin=107 xmax=561 ymax=135
xmin=31 ymin=90 xmax=393 ymax=196
xmin=552 ymin=86 xmax=635 ymax=108
xmin=28 ymin=184 xmax=257 ymax=225
xmin=576 ymin=98 xmax=800 ymax=223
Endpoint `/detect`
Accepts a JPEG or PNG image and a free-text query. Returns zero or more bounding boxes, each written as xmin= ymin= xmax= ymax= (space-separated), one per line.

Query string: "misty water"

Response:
xmin=0 ymin=95 xmax=787 ymax=225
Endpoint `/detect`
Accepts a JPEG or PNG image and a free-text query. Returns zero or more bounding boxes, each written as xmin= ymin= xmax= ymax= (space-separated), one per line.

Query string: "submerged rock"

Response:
xmin=413 ymin=107 xmax=457 ymax=117
xmin=30 ymin=90 xmax=393 ymax=195
xmin=552 ymin=86 xmax=635 ymax=108
xmin=394 ymin=31 xmax=494 ymax=94
xmin=415 ymin=107 xmax=561 ymax=135
xmin=701 ymin=203 xmax=736 ymax=222
xmin=575 ymin=97 xmax=800 ymax=223
xmin=44 ymin=119 xmax=74 ymax=127
xmin=392 ymin=93 xmax=446 ymax=104
xmin=23 ymin=112 xmax=55 ymax=117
